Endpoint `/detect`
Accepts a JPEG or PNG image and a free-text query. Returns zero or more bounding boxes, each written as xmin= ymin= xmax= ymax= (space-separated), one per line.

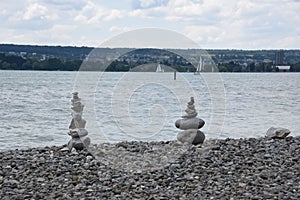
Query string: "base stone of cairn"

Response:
xmin=67 ymin=92 xmax=91 ymax=151
xmin=175 ymin=97 xmax=205 ymax=145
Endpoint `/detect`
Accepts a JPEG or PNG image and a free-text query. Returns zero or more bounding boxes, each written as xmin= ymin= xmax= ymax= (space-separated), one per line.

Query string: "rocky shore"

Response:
xmin=1 ymin=136 xmax=299 ymax=199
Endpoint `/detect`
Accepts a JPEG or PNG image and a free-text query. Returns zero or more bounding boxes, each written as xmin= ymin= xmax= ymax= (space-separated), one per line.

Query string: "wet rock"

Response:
xmin=266 ymin=127 xmax=290 ymax=139
xmin=177 ymin=129 xmax=205 ymax=145
xmin=68 ymin=137 xmax=91 ymax=151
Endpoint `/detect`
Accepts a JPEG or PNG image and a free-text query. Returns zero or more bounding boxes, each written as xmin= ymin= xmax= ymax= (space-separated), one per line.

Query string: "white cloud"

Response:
xmin=23 ymin=3 xmax=49 ymax=20
xmin=0 ymin=0 xmax=299 ymax=48
xmin=162 ymin=0 xmax=300 ymax=48
xmin=40 ymin=0 xmax=86 ymax=10
xmin=141 ymin=0 xmax=168 ymax=8
xmin=139 ymin=0 xmax=157 ymax=8
xmin=37 ymin=24 xmax=78 ymax=43
xmin=129 ymin=9 xmax=153 ymax=19
xmin=131 ymin=0 xmax=169 ymax=9
xmin=275 ymin=35 xmax=300 ymax=49
xmin=109 ymin=26 xmax=133 ymax=33
xmin=104 ymin=9 xmax=124 ymax=21
xmin=0 ymin=9 xmax=8 ymax=16
xmin=74 ymin=1 xmax=125 ymax=26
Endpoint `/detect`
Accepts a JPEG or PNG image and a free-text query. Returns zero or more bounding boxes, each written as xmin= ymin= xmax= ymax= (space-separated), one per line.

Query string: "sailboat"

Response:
xmin=156 ymin=63 xmax=164 ymax=72
xmin=194 ymin=57 xmax=203 ymax=74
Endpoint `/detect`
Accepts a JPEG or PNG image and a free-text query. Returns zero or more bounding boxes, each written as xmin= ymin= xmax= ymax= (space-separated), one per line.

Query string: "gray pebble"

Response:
xmin=0 ymin=137 xmax=299 ymax=199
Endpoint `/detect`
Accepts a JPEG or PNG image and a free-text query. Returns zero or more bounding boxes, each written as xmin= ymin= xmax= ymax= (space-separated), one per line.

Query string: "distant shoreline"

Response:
xmin=0 ymin=69 xmax=299 ymax=73
xmin=1 ymin=44 xmax=300 ymax=72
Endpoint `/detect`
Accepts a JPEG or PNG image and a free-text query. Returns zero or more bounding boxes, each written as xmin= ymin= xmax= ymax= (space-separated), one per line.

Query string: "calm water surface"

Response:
xmin=0 ymin=70 xmax=299 ymax=151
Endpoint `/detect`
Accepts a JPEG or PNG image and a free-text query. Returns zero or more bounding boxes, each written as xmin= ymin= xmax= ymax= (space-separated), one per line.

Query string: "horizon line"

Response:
xmin=0 ymin=43 xmax=299 ymax=51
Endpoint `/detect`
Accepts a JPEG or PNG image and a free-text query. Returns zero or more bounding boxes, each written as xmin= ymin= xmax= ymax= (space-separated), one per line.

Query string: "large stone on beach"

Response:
xmin=266 ymin=127 xmax=290 ymax=139
xmin=177 ymin=129 xmax=205 ymax=145
xmin=175 ymin=118 xmax=205 ymax=130
xmin=68 ymin=136 xmax=91 ymax=151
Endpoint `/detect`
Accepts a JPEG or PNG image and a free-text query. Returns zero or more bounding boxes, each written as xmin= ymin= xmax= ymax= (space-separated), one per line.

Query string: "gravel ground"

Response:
xmin=0 ymin=136 xmax=299 ymax=199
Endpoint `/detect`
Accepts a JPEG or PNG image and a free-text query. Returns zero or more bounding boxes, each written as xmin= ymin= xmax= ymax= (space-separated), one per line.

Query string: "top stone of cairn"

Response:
xmin=182 ymin=97 xmax=198 ymax=119
xmin=71 ymin=92 xmax=84 ymax=113
xmin=71 ymin=92 xmax=81 ymax=103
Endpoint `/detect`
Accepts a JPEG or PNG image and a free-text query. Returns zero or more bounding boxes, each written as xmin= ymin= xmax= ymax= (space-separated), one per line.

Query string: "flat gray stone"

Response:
xmin=68 ymin=136 xmax=91 ymax=151
xmin=177 ymin=129 xmax=205 ymax=145
xmin=266 ymin=127 xmax=290 ymax=139
xmin=175 ymin=118 xmax=205 ymax=130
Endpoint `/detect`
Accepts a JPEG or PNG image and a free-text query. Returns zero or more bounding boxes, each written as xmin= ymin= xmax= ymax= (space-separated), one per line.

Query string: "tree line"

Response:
xmin=1 ymin=46 xmax=300 ymax=72
xmin=218 ymin=61 xmax=300 ymax=72
xmin=0 ymin=53 xmax=81 ymax=71
xmin=2 ymin=53 xmax=300 ymax=72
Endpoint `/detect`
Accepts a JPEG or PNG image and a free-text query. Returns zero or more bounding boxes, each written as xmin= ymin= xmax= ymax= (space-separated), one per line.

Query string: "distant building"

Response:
xmin=275 ymin=65 xmax=290 ymax=72
xmin=41 ymin=54 xmax=46 ymax=61
xmin=20 ymin=52 xmax=27 ymax=59
xmin=275 ymin=50 xmax=284 ymax=66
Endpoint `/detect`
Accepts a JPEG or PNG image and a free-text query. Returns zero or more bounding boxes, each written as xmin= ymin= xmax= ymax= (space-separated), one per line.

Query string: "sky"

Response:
xmin=0 ymin=0 xmax=299 ymax=49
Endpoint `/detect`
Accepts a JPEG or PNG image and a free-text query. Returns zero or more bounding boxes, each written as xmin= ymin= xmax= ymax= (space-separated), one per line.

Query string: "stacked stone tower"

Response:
xmin=175 ymin=97 xmax=205 ymax=145
xmin=67 ymin=92 xmax=91 ymax=150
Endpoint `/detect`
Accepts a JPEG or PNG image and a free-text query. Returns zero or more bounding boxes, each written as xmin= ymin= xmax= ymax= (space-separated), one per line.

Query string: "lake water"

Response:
xmin=0 ymin=70 xmax=299 ymax=151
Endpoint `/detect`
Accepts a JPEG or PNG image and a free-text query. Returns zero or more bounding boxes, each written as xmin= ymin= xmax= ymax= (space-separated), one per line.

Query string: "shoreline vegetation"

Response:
xmin=1 ymin=44 xmax=300 ymax=72
xmin=1 ymin=136 xmax=299 ymax=199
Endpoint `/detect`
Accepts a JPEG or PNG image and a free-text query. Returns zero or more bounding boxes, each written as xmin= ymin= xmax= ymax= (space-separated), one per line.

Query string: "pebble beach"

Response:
xmin=1 ymin=136 xmax=299 ymax=199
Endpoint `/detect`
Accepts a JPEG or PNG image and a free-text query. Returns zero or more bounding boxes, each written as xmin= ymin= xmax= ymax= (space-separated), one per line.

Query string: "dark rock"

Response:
xmin=266 ymin=127 xmax=290 ymax=139
xmin=68 ymin=137 xmax=91 ymax=151
xmin=175 ymin=118 xmax=205 ymax=130
xmin=177 ymin=129 xmax=205 ymax=145
xmin=192 ymin=131 xmax=206 ymax=145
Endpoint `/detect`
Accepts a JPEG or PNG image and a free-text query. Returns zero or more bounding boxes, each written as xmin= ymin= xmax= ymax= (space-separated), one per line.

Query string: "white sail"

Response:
xmin=195 ymin=57 xmax=203 ymax=74
xmin=156 ymin=63 xmax=164 ymax=72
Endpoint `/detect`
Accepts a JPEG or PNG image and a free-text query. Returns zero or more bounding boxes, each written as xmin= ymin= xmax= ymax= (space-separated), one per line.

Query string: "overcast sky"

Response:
xmin=1 ymin=0 xmax=299 ymax=49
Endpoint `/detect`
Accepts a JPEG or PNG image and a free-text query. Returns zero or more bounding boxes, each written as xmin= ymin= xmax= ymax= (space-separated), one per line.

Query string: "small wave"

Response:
xmin=51 ymin=108 xmax=64 ymax=112
xmin=0 ymin=125 xmax=12 ymax=130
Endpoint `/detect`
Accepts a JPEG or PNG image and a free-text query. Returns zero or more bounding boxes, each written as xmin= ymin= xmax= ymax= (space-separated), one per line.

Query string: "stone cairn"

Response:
xmin=67 ymin=92 xmax=91 ymax=151
xmin=175 ymin=97 xmax=205 ymax=145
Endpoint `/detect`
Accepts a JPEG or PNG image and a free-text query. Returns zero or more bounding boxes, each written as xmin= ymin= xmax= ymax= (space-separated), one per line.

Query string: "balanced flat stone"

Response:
xmin=266 ymin=127 xmax=290 ymax=139
xmin=175 ymin=118 xmax=205 ymax=130
xmin=182 ymin=112 xmax=198 ymax=119
xmin=177 ymin=129 xmax=205 ymax=145
xmin=69 ymin=114 xmax=86 ymax=129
